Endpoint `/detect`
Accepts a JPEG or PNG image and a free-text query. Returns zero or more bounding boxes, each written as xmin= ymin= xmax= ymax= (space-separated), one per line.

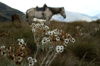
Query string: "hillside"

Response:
xmin=0 ymin=2 xmax=24 ymax=22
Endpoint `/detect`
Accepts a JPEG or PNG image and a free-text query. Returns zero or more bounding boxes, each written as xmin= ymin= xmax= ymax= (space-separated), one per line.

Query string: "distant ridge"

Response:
xmin=0 ymin=2 xmax=24 ymax=22
xmin=52 ymin=11 xmax=100 ymax=22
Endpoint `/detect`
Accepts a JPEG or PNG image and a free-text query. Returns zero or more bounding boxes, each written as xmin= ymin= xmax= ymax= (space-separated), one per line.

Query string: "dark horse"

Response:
xmin=26 ymin=4 xmax=66 ymax=25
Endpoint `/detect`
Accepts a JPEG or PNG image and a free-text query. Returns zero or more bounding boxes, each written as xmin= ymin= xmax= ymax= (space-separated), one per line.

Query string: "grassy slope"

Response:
xmin=0 ymin=2 xmax=24 ymax=22
xmin=0 ymin=21 xmax=100 ymax=66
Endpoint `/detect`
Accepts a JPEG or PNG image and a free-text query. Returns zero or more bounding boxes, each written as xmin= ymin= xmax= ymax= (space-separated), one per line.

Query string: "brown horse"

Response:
xmin=11 ymin=14 xmax=21 ymax=23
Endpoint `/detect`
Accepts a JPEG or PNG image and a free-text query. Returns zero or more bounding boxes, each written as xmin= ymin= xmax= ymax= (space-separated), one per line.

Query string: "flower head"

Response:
xmin=56 ymin=45 xmax=64 ymax=53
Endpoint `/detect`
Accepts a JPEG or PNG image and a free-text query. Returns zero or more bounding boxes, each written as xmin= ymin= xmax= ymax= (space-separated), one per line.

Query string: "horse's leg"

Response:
xmin=31 ymin=17 xmax=34 ymax=23
xmin=46 ymin=18 xmax=50 ymax=25
xmin=27 ymin=17 xmax=33 ymax=25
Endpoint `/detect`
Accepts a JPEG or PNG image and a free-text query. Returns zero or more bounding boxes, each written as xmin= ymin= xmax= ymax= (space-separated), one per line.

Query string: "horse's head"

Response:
xmin=60 ymin=7 xmax=66 ymax=18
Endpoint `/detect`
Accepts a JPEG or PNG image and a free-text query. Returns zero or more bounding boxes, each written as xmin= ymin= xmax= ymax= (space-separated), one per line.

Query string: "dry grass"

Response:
xmin=0 ymin=21 xmax=100 ymax=66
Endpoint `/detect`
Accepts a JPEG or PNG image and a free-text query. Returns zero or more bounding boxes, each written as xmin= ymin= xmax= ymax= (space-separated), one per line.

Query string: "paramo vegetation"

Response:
xmin=0 ymin=20 xmax=100 ymax=66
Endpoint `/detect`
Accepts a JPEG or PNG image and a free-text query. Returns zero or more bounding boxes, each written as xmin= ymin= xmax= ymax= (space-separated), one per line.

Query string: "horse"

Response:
xmin=26 ymin=5 xmax=66 ymax=25
xmin=11 ymin=14 xmax=21 ymax=23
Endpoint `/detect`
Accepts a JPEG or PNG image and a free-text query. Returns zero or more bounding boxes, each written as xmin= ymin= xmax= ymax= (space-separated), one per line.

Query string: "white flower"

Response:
xmin=46 ymin=38 xmax=50 ymax=42
xmin=52 ymin=29 xmax=58 ymax=32
xmin=35 ymin=23 xmax=40 ymax=28
xmin=42 ymin=37 xmax=47 ymax=44
xmin=76 ymin=26 xmax=80 ymax=30
xmin=27 ymin=57 xmax=37 ymax=66
xmin=60 ymin=46 xmax=64 ymax=53
xmin=31 ymin=28 xmax=36 ymax=32
xmin=71 ymin=38 xmax=75 ymax=43
xmin=29 ymin=61 xmax=34 ymax=66
xmin=18 ymin=56 xmax=22 ymax=62
xmin=48 ymin=31 xmax=53 ymax=36
xmin=42 ymin=37 xmax=50 ymax=45
xmin=18 ymin=39 xmax=25 ymax=45
xmin=53 ymin=32 xmax=59 ymax=36
xmin=80 ymin=33 xmax=83 ymax=36
xmin=1 ymin=51 xmax=6 ymax=56
xmin=66 ymin=33 xmax=72 ymax=38
xmin=1 ymin=46 xmax=5 ymax=49
xmin=56 ymin=46 xmax=60 ymax=53
xmin=56 ymin=37 xmax=60 ymax=41
xmin=95 ymin=28 xmax=99 ymax=31
xmin=27 ymin=57 xmax=33 ymax=61
xmin=56 ymin=45 xmax=64 ymax=53
xmin=20 ymin=45 xmax=25 ymax=50
xmin=64 ymin=39 xmax=70 ymax=44
xmin=30 ymin=23 xmax=35 ymax=27
xmin=33 ymin=59 xmax=37 ymax=63
xmin=43 ymin=25 xmax=49 ymax=30
xmin=63 ymin=43 xmax=67 ymax=46
xmin=40 ymin=22 xmax=44 ymax=26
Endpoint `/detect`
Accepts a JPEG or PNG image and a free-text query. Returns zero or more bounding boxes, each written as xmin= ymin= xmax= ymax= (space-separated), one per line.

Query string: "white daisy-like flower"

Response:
xmin=62 ymin=36 xmax=65 ymax=39
xmin=31 ymin=25 xmax=36 ymax=29
xmin=60 ymin=46 xmax=64 ymax=53
xmin=18 ymin=39 xmax=24 ymax=43
xmin=18 ymin=56 xmax=22 ymax=62
xmin=56 ymin=37 xmax=60 ymax=41
xmin=27 ymin=57 xmax=33 ymax=61
xmin=56 ymin=45 xmax=64 ymax=53
xmin=95 ymin=28 xmax=99 ymax=31
xmin=63 ymin=43 xmax=67 ymax=46
xmin=20 ymin=45 xmax=25 ymax=50
xmin=45 ymin=32 xmax=48 ymax=35
xmin=42 ymin=39 xmax=47 ymax=45
xmin=53 ymin=32 xmax=59 ymax=36
xmin=48 ymin=31 xmax=53 ymax=36
xmin=21 ymin=52 xmax=24 ymax=57
xmin=76 ymin=26 xmax=80 ymax=30
xmin=33 ymin=59 xmax=37 ymax=63
xmin=40 ymin=22 xmax=44 ymax=26
xmin=56 ymin=46 xmax=60 ymax=53
xmin=43 ymin=25 xmax=49 ymax=30
xmin=66 ymin=33 xmax=72 ymax=38
xmin=71 ymin=38 xmax=75 ymax=43
xmin=31 ymin=28 xmax=36 ymax=32
xmin=30 ymin=23 xmax=35 ymax=27
xmin=24 ymin=43 xmax=27 ymax=45
xmin=80 ymin=33 xmax=83 ymax=36
xmin=42 ymin=37 xmax=47 ymax=44
xmin=52 ymin=29 xmax=58 ymax=32
xmin=18 ymin=39 xmax=25 ymax=45
xmin=42 ymin=37 xmax=50 ymax=45
xmin=35 ymin=23 xmax=41 ymax=28
xmin=64 ymin=39 xmax=70 ymax=44
xmin=46 ymin=38 xmax=50 ymax=42
xmin=29 ymin=61 xmax=34 ymax=66
xmin=1 ymin=51 xmax=6 ymax=56
xmin=1 ymin=46 xmax=5 ymax=49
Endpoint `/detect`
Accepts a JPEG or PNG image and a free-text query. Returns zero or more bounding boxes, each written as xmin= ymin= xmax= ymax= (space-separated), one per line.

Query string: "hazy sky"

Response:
xmin=0 ymin=0 xmax=100 ymax=16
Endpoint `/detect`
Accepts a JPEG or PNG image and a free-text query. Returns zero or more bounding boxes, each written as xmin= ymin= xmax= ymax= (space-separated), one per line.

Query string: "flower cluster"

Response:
xmin=30 ymin=22 xmax=75 ymax=66
xmin=42 ymin=29 xmax=75 ymax=53
xmin=0 ymin=39 xmax=30 ymax=65
xmin=0 ymin=46 xmax=6 ymax=56
xmin=76 ymin=26 xmax=86 ymax=36
xmin=56 ymin=45 xmax=64 ymax=53
xmin=27 ymin=57 xmax=37 ymax=66
xmin=95 ymin=28 xmax=99 ymax=31
xmin=30 ymin=22 xmax=49 ymax=33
